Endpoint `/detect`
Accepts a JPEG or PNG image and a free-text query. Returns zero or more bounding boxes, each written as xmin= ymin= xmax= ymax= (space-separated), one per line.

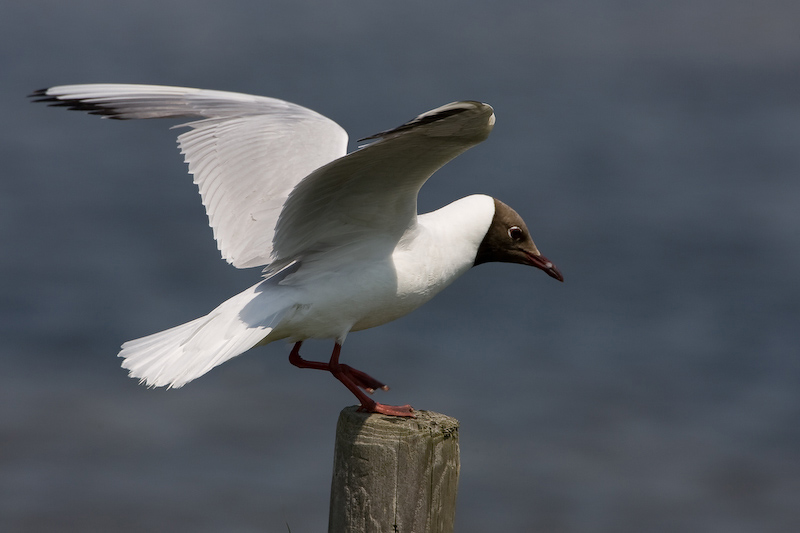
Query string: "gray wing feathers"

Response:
xmin=178 ymin=114 xmax=346 ymax=267
xmin=272 ymin=101 xmax=495 ymax=261
xmin=33 ymin=86 xmax=493 ymax=268
xmin=35 ymin=84 xmax=349 ymax=268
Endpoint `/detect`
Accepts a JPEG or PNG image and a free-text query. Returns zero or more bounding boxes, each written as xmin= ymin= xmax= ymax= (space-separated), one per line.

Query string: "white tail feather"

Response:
xmin=118 ymin=280 xmax=291 ymax=388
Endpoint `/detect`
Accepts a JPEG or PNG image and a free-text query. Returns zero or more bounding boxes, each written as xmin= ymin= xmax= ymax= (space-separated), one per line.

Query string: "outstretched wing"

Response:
xmin=271 ymin=101 xmax=496 ymax=262
xmin=32 ymin=84 xmax=348 ymax=268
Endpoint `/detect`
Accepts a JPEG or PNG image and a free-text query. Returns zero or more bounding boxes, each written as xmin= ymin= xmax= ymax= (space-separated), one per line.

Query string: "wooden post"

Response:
xmin=328 ymin=406 xmax=460 ymax=533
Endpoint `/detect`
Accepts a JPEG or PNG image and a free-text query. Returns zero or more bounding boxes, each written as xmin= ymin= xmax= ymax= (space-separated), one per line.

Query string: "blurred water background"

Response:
xmin=2 ymin=1 xmax=799 ymax=531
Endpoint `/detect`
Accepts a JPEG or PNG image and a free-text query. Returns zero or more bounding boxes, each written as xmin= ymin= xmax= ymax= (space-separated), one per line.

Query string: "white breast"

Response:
xmin=267 ymin=194 xmax=496 ymax=342
xmin=354 ymin=194 xmax=496 ymax=331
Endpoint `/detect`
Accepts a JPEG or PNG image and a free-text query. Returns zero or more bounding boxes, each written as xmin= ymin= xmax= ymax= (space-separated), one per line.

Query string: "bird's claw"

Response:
xmin=340 ymin=364 xmax=388 ymax=393
xmin=360 ymin=402 xmax=416 ymax=418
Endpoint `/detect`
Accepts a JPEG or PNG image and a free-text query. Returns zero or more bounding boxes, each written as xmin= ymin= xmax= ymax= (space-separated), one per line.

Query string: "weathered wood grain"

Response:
xmin=328 ymin=407 xmax=460 ymax=533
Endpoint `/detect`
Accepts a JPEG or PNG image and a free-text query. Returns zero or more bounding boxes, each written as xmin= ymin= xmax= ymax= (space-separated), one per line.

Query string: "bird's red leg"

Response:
xmin=328 ymin=343 xmax=414 ymax=418
xmin=288 ymin=341 xmax=388 ymax=393
xmin=288 ymin=341 xmax=328 ymax=371
xmin=288 ymin=342 xmax=413 ymax=416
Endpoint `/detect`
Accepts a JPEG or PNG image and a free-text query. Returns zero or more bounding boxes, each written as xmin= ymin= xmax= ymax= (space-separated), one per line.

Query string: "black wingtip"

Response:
xmin=357 ymin=102 xmax=479 ymax=142
xmin=29 ymin=88 xmax=59 ymax=104
xmin=29 ymin=88 xmax=49 ymax=99
xmin=28 ymin=88 xmax=128 ymax=119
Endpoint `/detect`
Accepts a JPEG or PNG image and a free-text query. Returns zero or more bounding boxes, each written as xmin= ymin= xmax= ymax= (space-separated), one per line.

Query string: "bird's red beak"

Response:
xmin=525 ymin=252 xmax=564 ymax=282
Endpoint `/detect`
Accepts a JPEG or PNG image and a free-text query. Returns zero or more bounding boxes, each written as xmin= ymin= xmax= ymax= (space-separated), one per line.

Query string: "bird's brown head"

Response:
xmin=473 ymin=198 xmax=563 ymax=282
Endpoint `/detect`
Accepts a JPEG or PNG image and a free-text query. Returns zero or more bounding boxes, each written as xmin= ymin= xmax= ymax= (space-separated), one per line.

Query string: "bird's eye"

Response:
xmin=508 ymin=226 xmax=524 ymax=240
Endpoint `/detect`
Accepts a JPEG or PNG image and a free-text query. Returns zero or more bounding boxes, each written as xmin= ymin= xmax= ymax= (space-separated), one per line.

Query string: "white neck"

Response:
xmin=393 ymin=194 xmax=495 ymax=295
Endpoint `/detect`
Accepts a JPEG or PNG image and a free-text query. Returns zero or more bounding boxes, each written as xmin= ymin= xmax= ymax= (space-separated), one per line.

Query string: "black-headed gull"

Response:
xmin=32 ymin=84 xmax=563 ymax=416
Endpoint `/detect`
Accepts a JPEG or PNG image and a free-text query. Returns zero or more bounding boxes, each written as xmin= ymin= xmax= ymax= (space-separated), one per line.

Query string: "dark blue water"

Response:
xmin=3 ymin=2 xmax=799 ymax=531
